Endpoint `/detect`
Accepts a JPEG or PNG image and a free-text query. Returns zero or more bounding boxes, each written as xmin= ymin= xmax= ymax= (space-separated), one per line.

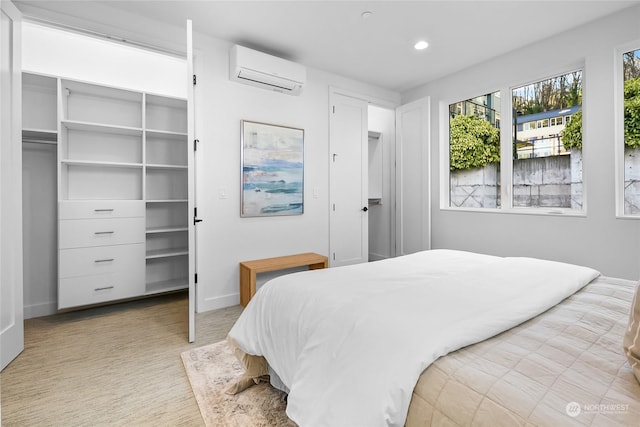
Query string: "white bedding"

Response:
xmin=227 ymin=249 xmax=600 ymax=427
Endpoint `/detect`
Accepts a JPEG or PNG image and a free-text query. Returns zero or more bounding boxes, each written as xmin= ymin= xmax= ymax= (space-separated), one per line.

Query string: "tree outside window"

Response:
xmin=448 ymin=92 xmax=501 ymax=208
xmin=511 ymin=71 xmax=583 ymax=209
xmin=446 ymin=72 xmax=584 ymax=212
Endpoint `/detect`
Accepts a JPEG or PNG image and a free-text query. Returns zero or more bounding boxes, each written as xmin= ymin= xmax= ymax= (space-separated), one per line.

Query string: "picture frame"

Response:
xmin=241 ymin=120 xmax=304 ymax=217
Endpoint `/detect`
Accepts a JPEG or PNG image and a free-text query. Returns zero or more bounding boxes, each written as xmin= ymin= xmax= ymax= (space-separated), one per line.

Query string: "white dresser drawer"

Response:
xmin=59 ymin=200 xmax=144 ymax=220
xmin=58 ymin=268 xmax=144 ymax=309
xmin=59 ymin=243 xmax=144 ymax=278
xmin=59 ymin=217 xmax=145 ymax=249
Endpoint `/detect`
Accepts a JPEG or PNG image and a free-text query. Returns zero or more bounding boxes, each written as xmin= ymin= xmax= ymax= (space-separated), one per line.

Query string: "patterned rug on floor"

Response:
xmin=181 ymin=340 xmax=296 ymax=427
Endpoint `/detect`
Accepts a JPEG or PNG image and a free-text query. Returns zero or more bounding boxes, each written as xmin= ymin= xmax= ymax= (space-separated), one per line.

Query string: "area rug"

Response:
xmin=181 ymin=340 xmax=296 ymax=427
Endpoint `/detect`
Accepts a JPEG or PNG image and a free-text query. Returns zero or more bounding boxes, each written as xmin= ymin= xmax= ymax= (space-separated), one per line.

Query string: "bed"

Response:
xmin=227 ymin=249 xmax=640 ymax=426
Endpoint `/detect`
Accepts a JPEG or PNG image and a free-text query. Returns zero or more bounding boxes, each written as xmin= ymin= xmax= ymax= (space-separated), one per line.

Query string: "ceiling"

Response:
xmin=14 ymin=0 xmax=640 ymax=93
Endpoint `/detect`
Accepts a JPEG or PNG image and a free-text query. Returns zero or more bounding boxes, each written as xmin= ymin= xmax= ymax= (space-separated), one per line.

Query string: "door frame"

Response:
xmin=328 ymin=87 xmax=399 ymax=265
xmin=329 ymin=91 xmax=368 ymax=267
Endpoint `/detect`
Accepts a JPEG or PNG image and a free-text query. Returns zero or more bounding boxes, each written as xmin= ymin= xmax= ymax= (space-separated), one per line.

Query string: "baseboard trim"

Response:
xmin=369 ymin=253 xmax=388 ymax=262
xmin=24 ymin=301 xmax=57 ymax=319
xmin=199 ymin=293 xmax=240 ymax=313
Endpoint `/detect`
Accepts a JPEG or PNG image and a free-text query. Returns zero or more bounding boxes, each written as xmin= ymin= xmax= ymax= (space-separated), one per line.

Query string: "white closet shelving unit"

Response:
xmin=29 ymin=75 xmax=192 ymax=309
xmin=144 ymin=94 xmax=189 ymax=295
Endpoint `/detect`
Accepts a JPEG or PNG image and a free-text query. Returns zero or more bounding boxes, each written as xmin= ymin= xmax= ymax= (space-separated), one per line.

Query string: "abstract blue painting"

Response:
xmin=241 ymin=121 xmax=304 ymax=217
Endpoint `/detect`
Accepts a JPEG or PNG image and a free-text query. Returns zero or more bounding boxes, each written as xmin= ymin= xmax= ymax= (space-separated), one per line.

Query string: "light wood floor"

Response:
xmin=0 ymin=292 xmax=243 ymax=426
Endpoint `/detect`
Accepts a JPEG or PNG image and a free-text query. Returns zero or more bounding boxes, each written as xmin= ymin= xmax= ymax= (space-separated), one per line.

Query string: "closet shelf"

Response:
xmin=145 ymin=248 xmax=188 ymax=259
xmin=61 ymin=159 xmax=144 ymax=168
xmin=62 ymin=119 xmax=143 ymax=136
xmin=145 ymin=163 xmax=188 ymax=170
xmin=146 ymin=226 xmax=188 ymax=234
xmin=63 ymin=79 xmax=142 ymax=103
xmin=145 ymin=199 xmax=188 ymax=203
xmin=146 ymin=129 xmax=188 ymax=138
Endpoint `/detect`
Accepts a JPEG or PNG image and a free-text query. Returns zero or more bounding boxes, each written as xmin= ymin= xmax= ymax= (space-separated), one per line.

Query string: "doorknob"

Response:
xmin=361 ymin=206 xmax=368 ymax=212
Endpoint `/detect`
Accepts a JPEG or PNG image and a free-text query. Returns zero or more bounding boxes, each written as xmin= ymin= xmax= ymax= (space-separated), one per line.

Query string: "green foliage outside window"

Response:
xmin=561 ymin=110 xmax=582 ymax=150
xmin=451 ymin=67 xmax=640 ymax=169
xmin=561 ymin=78 xmax=640 ymax=150
xmin=625 ymin=78 xmax=640 ymax=148
xmin=449 ymin=114 xmax=500 ymax=171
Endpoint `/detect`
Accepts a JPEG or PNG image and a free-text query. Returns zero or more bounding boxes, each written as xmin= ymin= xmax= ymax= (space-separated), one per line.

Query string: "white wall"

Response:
xmin=192 ymin=33 xmax=400 ymax=311
xmin=403 ymin=5 xmax=640 ymax=280
xmin=21 ymin=22 xmax=186 ymax=98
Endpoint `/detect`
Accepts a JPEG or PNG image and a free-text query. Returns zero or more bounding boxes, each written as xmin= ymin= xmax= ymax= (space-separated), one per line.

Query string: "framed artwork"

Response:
xmin=241 ymin=120 xmax=304 ymax=217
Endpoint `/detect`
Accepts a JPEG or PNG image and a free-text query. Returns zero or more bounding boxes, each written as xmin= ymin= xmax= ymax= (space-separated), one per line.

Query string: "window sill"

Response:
xmin=615 ymin=214 xmax=640 ymax=220
xmin=439 ymin=206 xmax=587 ymax=218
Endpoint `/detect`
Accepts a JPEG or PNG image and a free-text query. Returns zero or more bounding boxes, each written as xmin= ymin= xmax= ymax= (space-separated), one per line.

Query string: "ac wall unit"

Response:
xmin=229 ymin=45 xmax=306 ymax=95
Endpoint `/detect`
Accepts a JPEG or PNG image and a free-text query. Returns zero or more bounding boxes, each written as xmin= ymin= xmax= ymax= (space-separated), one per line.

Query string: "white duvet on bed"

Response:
xmin=228 ymin=249 xmax=600 ymax=427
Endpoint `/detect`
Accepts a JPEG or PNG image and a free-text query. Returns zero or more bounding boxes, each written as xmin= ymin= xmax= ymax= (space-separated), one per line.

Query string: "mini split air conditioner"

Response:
xmin=229 ymin=45 xmax=306 ymax=95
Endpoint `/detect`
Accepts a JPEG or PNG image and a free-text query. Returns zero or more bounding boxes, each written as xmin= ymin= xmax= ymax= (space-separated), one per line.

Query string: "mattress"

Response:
xmin=405 ymin=276 xmax=640 ymax=426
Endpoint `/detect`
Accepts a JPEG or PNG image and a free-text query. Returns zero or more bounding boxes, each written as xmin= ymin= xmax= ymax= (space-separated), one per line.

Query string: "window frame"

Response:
xmin=615 ymin=41 xmax=640 ymax=219
xmin=439 ymin=88 xmax=503 ymax=213
xmin=440 ymin=66 xmax=587 ymax=217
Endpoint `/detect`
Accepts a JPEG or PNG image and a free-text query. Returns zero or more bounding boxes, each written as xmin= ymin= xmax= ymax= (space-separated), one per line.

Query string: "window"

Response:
xmin=550 ymin=116 xmax=564 ymax=127
xmin=448 ymin=91 xmax=501 ymax=208
xmin=444 ymin=71 xmax=584 ymax=213
xmin=511 ymin=71 xmax=583 ymax=209
xmin=536 ymin=119 xmax=549 ymax=128
xmin=623 ymin=48 xmax=640 ymax=215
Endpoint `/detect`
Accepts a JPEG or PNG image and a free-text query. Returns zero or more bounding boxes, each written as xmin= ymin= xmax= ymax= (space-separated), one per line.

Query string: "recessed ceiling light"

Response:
xmin=361 ymin=11 xmax=373 ymax=20
xmin=414 ymin=40 xmax=429 ymax=50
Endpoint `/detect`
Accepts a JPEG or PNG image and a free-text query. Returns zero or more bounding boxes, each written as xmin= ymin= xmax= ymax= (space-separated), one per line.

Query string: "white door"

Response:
xmin=395 ymin=97 xmax=430 ymax=256
xmin=1 ymin=0 xmax=24 ymax=371
xmin=187 ymin=19 xmax=197 ymax=343
xmin=329 ymin=92 xmax=368 ymax=266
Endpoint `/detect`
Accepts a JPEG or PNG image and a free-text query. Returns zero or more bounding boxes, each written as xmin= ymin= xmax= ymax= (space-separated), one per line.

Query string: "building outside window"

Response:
xmin=511 ymin=71 xmax=583 ymax=209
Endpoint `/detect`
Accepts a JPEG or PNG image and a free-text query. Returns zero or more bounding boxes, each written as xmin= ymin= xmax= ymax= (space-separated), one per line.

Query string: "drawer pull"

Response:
xmin=94 ymin=231 xmax=115 ymax=235
xmin=94 ymin=258 xmax=114 ymax=263
xmin=94 ymin=208 xmax=114 ymax=212
xmin=94 ymin=286 xmax=115 ymax=292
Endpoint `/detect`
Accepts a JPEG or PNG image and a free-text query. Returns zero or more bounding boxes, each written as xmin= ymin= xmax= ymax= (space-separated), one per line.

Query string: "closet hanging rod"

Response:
xmin=23 ymin=138 xmax=57 ymax=145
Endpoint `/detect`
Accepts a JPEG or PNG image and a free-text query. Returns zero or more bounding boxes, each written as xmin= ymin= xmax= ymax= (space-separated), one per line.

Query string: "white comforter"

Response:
xmin=228 ymin=250 xmax=600 ymax=427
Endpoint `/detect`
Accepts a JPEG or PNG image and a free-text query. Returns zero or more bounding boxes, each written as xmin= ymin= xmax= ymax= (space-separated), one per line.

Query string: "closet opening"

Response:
xmin=20 ymin=21 xmax=193 ymax=340
xmin=367 ymin=105 xmax=396 ymax=261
